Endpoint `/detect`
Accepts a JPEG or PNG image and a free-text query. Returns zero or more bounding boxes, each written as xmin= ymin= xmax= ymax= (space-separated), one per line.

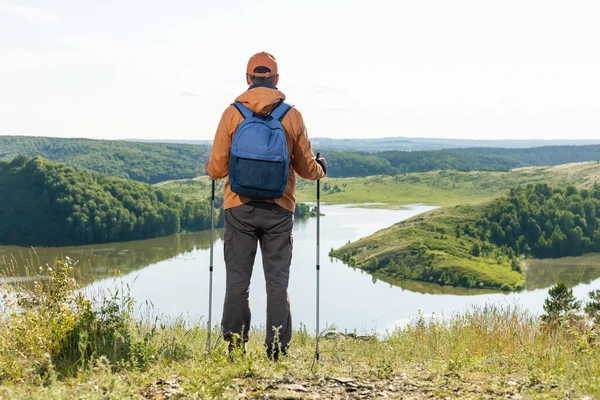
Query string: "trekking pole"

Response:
xmin=315 ymin=153 xmax=321 ymax=361
xmin=207 ymin=179 xmax=215 ymax=352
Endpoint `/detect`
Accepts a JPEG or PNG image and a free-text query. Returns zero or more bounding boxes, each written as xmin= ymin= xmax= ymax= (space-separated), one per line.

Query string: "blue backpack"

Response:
xmin=229 ymin=101 xmax=291 ymax=199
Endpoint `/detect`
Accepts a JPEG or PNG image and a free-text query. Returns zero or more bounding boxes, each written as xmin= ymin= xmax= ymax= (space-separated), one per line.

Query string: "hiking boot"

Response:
xmin=266 ymin=347 xmax=288 ymax=362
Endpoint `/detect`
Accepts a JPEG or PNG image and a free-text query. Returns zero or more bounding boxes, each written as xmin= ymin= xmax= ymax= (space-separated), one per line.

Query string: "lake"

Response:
xmin=2 ymin=204 xmax=600 ymax=334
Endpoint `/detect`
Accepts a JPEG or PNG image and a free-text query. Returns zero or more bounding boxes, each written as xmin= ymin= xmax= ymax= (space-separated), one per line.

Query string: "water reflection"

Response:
xmin=372 ymin=272 xmax=499 ymax=296
xmin=0 ymin=229 xmax=223 ymax=283
xmin=524 ymin=254 xmax=600 ymax=290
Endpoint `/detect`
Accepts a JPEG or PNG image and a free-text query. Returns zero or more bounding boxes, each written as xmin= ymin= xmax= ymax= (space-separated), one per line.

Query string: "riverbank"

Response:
xmin=1 ymin=260 xmax=599 ymax=399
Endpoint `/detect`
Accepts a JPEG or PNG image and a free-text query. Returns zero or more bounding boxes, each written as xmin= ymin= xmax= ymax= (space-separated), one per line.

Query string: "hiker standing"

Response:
xmin=206 ymin=52 xmax=327 ymax=359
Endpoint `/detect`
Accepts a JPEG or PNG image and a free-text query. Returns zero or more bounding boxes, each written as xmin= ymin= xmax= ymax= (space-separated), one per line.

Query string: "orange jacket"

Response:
xmin=206 ymin=86 xmax=325 ymax=212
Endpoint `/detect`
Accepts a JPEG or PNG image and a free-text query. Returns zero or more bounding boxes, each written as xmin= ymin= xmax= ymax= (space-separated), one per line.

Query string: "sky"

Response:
xmin=1 ymin=0 xmax=599 ymax=141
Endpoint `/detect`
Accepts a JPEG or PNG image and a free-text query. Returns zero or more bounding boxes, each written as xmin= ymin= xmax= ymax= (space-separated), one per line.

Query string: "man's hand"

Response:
xmin=316 ymin=157 xmax=327 ymax=175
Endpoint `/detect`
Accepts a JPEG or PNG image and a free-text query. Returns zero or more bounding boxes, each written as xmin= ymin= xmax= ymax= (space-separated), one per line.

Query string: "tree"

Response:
xmin=584 ymin=290 xmax=600 ymax=327
xmin=550 ymin=226 xmax=568 ymax=257
xmin=370 ymin=257 xmax=379 ymax=270
xmin=471 ymin=242 xmax=481 ymax=257
xmin=541 ymin=282 xmax=582 ymax=326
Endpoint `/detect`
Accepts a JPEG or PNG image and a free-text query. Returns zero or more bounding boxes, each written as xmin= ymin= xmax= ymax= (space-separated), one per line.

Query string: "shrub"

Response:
xmin=500 ymin=283 xmax=513 ymax=292
xmin=0 ymin=257 xmax=150 ymax=382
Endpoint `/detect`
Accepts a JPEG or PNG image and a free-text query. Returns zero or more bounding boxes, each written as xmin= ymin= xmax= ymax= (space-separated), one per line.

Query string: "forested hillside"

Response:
xmin=377 ymin=151 xmax=525 ymax=173
xmin=477 ymin=184 xmax=600 ymax=258
xmin=3 ymin=136 xmax=600 ymax=182
xmin=0 ymin=136 xmax=211 ymax=184
xmin=0 ymin=156 xmax=212 ymax=246
xmin=453 ymin=145 xmax=600 ymax=167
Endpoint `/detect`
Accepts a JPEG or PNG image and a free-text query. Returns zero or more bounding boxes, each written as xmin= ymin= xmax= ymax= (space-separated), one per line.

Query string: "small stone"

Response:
xmin=507 ymin=380 xmax=518 ymax=386
xmin=378 ymin=392 xmax=389 ymax=398
xmin=282 ymin=384 xmax=309 ymax=393
xmin=387 ymin=385 xmax=397 ymax=392
xmin=334 ymin=377 xmax=355 ymax=384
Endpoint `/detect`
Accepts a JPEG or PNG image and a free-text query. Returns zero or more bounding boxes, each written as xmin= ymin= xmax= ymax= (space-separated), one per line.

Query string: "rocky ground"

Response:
xmin=141 ymin=371 xmax=592 ymax=399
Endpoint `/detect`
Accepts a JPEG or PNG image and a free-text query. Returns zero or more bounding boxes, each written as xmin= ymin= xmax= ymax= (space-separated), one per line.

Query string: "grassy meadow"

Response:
xmin=1 ymin=258 xmax=599 ymax=399
xmin=159 ymin=162 xmax=600 ymax=207
xmin=295 ymin=162 xmax=600 ymax=206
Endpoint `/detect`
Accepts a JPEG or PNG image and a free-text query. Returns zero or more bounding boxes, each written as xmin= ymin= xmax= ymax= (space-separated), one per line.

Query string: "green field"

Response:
xmin=296 ymin=162 xmax=600 ymax=206
xmin=159 ymin=162 xmax=600 ymax=207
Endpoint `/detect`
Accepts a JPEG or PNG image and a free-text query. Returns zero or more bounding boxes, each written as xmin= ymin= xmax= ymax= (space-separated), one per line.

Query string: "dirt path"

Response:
xmin=143 ymin=371 xmax=589 ymax=399
xmin=241 ymin=373 xmax=524 ymax=400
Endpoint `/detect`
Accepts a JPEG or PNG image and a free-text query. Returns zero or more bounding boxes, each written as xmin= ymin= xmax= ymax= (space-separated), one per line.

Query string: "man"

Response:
xmin=206 ymin=52 xmax=327 ymax=359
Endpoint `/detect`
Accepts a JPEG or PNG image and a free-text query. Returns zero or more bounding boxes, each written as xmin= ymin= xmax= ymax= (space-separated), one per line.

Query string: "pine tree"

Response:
xmin=584 ymin=290 xmax=600 ymax=327
xmin=541 ymin=282 xmax=581 ymax=325
xmin=471 ymin=242 xmax=481 ymax=257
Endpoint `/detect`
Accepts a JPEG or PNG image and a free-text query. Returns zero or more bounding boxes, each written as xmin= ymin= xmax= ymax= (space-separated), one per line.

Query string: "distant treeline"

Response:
xmin=473 ymin=183 xmax=600 ymax=259
xmin=447 ymin=146 xmax=600 ymax=168
xmin=0 ymin=136 xmax=211 ymax=184
xmin=2 ymin=136 xmax=600 ymax=183
xmin=323 ymin=150 xmax=526 ymax=177
xmin=0 ymin=156 xmax=213 ymax=246
xmin=325 ymin=145 xmax=600 ymax=177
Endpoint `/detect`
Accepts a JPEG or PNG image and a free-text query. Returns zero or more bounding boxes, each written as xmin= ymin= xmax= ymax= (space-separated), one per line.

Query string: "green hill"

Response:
xmin=330 ymin=181 xmax=600 ymax=291
xmin=453 ymin=145 xmax=600 ymax=167
xmin=0 ymin=156 xmax=212 ymax=247
xmin=4 ymin=135 xmax=600 ymax=183
xmin=0 ymin=136 xmax=211 ymax=184
xmin=330 ymin=203 xmax=525 ymax=291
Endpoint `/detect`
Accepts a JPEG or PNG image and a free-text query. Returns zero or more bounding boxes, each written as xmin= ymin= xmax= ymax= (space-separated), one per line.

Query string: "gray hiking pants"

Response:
xmin=221 ymin=202 xmax=294 ymax=351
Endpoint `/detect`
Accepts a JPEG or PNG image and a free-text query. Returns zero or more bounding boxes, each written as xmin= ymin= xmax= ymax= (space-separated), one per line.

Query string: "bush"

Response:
xmin=0 ymin=257 xmax=151 ymax=381
xmin=500 ymin=283 xmax=513 ymax=292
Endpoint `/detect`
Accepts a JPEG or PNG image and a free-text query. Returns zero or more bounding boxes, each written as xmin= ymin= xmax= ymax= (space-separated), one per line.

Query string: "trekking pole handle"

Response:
xmin=316 ymin=153 xmax=321 ymax=200
xmin=211 ymin=180 xmax=215 ymax=201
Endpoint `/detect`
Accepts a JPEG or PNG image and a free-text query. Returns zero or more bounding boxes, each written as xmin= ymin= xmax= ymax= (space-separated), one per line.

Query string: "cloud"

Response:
xmin=307 ymin=85 xmax=347 ymax=95
xmin=327 ymin=107 xmax=364 ymax=113
xmin=54 ymin=33 xmax=131 ymax=65
xmin=0 ymin=0 xmax=60 ymax=22
xmin=180 ymin=91 xmax=198 ymax=97
xmin=0 ymin=50 xmax=50 ymax=71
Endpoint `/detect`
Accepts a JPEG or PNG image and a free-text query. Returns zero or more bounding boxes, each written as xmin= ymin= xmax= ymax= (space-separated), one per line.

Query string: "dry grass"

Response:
xmin=1 ymin=258 xmax=600 ymax=398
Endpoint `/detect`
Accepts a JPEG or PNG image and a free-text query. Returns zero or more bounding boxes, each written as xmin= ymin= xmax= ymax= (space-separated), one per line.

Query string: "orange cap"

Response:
xmin=247 ymin=52 xmax=278 ymax=77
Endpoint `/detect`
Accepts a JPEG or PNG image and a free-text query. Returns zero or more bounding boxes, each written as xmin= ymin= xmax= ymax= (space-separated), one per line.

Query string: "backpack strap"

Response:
xmin=270 ymin=101 xmax=292 ymax=121
xmin=232 ymin=102 xmax=253 ymax=120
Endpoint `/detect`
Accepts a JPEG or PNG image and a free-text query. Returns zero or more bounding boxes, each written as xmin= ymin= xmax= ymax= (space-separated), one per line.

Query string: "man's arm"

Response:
xmin=290 ymin=110 xmax=325 ymax=181
xmin=206 ymin=106 xmax=238 ymax=180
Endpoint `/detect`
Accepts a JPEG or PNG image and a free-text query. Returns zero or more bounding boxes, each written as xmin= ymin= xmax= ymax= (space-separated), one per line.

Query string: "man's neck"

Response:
xmin=248 ymin=83 xmax=278 ymax=90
